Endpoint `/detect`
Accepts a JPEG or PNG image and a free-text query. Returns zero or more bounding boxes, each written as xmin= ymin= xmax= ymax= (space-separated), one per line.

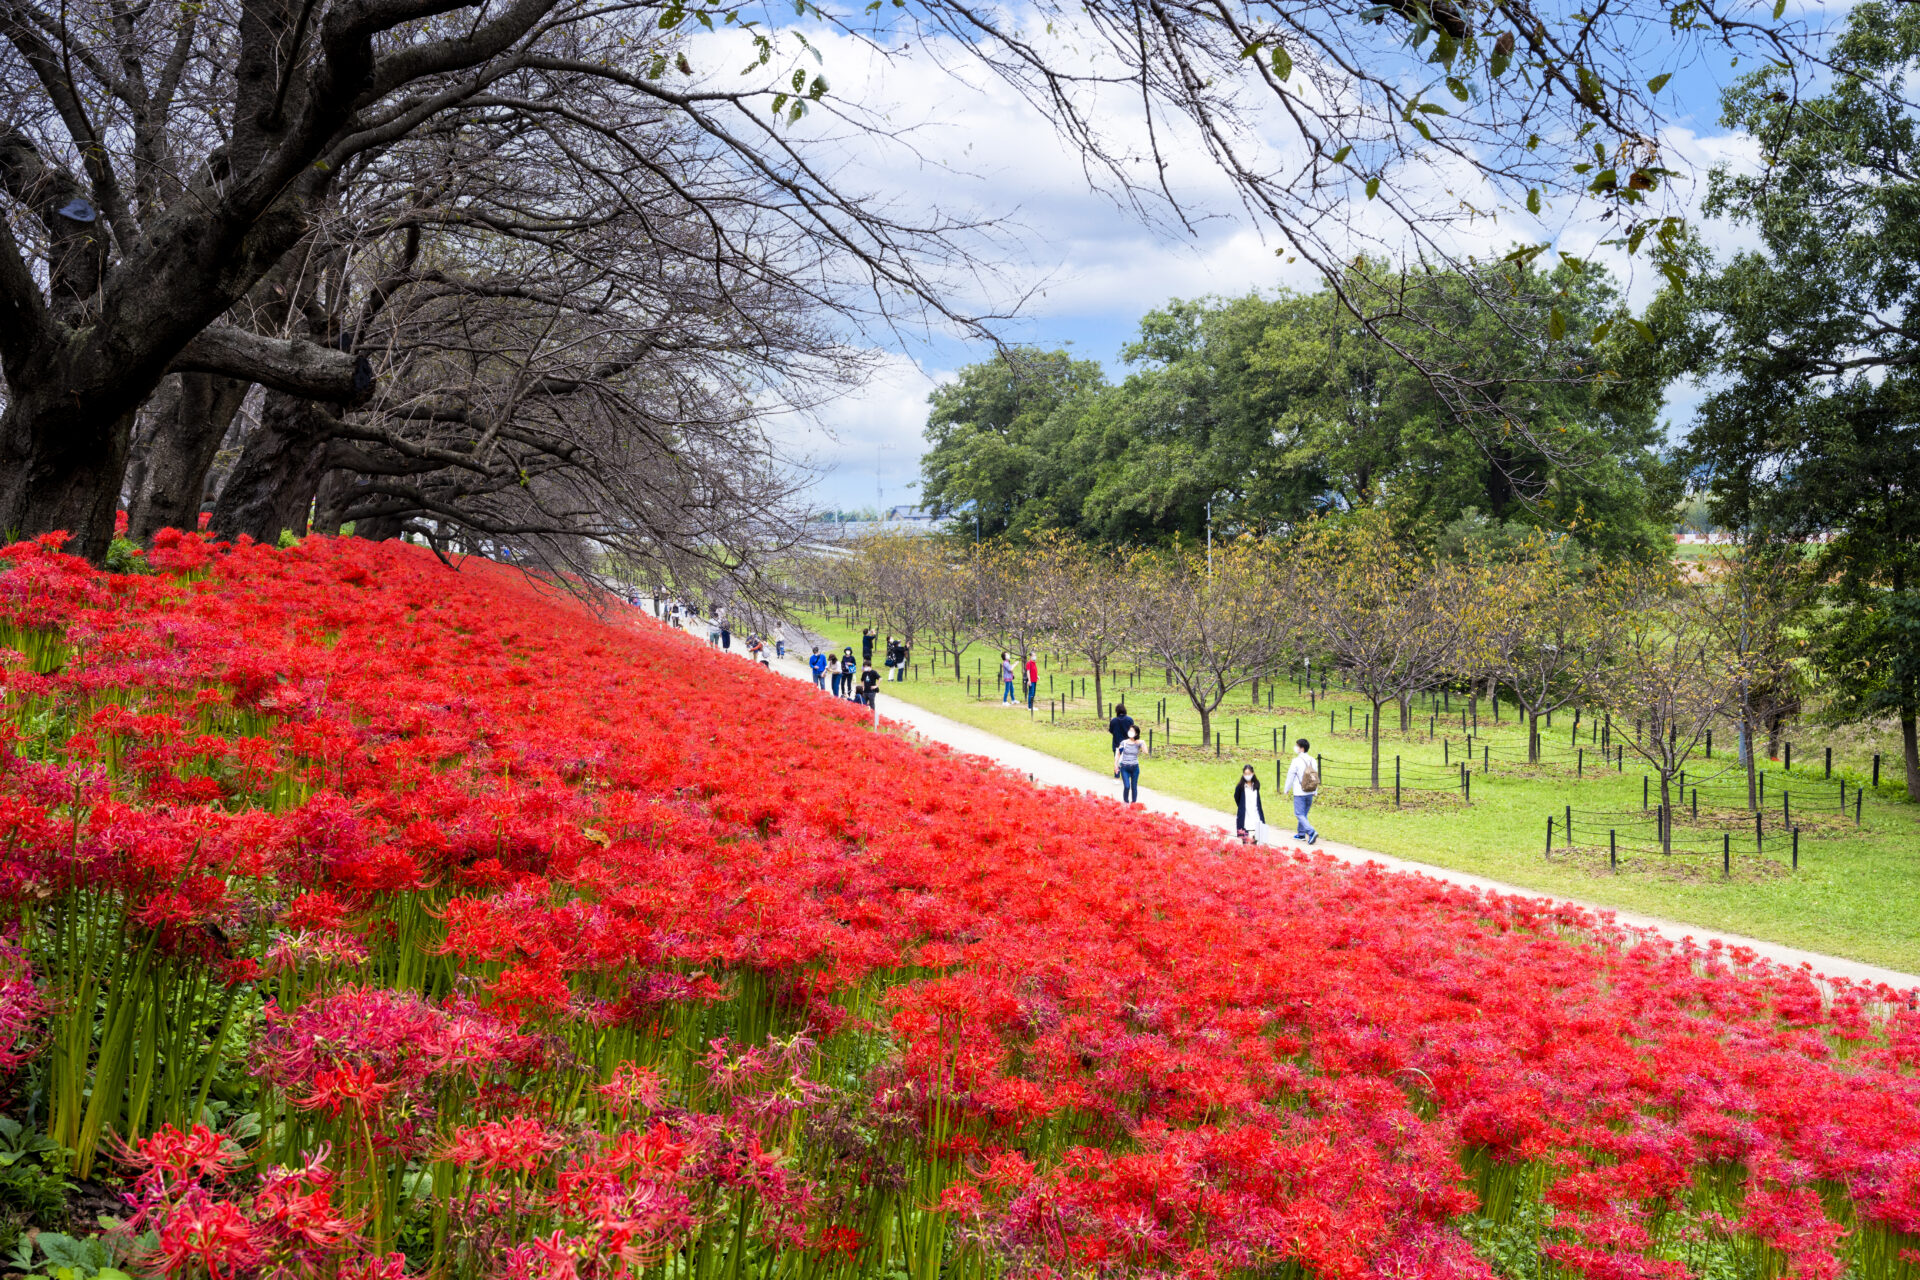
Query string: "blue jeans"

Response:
xmin=1026 ymin=682 xmax=1036 ymax=709
xmin=1002 ymin=680 xmax=1015 ymax=703
xmin=812 ymin=672 xmax=825 ymax=690
xmin=1293 ymin=793 xmax=1317 ymax=840
xmin=1119 ymin=763 xmax=1139 ymax=803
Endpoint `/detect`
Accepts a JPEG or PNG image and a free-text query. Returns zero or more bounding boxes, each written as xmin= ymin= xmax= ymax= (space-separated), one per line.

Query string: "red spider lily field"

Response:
xmin=1 ymin=532 xmax=1918 ymax=1280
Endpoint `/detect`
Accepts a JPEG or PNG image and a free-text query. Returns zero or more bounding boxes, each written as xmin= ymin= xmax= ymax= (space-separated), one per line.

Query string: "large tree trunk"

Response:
xmin=210 ymin=392 xmax=338 ymax=543
xmin=0 ymin=394 xmax=133 ymax=562
xmin=129 ymin=374 xmax=251 ymax=541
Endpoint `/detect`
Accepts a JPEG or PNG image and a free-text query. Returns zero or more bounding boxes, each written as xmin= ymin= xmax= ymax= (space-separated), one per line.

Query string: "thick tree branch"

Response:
xmin=171 ymin=325 xmax=374 ymax=403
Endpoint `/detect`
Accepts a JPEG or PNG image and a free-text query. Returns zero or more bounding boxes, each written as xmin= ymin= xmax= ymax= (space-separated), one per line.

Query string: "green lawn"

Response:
xmin=793 ymin=609 xmax=1920 ymax=974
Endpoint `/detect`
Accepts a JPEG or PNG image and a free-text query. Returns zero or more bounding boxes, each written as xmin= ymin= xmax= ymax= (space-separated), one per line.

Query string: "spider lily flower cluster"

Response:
xmin=0 ymin=530 xmax=1917 ymax=1279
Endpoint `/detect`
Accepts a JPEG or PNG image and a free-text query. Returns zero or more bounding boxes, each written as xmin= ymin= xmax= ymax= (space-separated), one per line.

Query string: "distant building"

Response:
xmin=804 ymin=505 xmax=942 ymax=545
xmin=883 ymin=505 xmax=939 ymax=528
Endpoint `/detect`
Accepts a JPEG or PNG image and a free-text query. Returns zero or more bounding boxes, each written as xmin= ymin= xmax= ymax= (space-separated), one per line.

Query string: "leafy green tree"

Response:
xmin=1681 ymin=0 xmax=1920 ymax=798
xmin=919 ymin=351 xmax=1108 ymax=538
xmin=922 ymin=268 xmax=1676 ymax=553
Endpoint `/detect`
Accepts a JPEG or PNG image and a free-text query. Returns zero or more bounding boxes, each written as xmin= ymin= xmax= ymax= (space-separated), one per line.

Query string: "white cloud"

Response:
xmin=696 ymin=13 xmax=1770 ymax=504
xmin=769 ymin=350 xmax=953 ymax=510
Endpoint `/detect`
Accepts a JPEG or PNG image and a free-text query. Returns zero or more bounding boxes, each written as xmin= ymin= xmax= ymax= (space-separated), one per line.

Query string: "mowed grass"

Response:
xmin=792 ymin=609 xmax=1920 ymax=974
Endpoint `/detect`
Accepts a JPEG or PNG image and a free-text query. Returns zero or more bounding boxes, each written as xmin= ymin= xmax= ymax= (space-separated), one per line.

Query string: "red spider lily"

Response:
xmin=123 ymin=1123 xmax=244 ymax=1190
xmin=149 ymin=1196 xmax=260 ymax=1279
xmin=7 ymin=533 xmax=1920 ymax=1277
xmin=296 ymin=1062 xmax=393 ymax=1116
xmin=442 ymin=1117 xmax=566 ymax=1175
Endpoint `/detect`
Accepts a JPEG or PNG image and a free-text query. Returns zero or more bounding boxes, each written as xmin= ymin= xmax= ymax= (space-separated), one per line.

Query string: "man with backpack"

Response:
xmin=1282 ymin=738 xmax=1320 ymax=845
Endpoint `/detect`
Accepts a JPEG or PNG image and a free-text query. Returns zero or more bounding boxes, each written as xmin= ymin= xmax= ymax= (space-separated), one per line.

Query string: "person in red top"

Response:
xmin=1024 ymin=654 xmax=1039 ymax=710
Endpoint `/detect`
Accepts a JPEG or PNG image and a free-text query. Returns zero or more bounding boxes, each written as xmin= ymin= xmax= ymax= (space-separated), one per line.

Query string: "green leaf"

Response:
xmin=1646 ymin=72 xmax=1672 ymax=92
xmin=1416 ymin=102 xmax=1448 ymax=114
xmin=1271 ymin=44 xmax=1292 ymax=80
xmin=1660 ymin=260 xmax=1688 ymax=291
xmin=1548 ymin=308 xmax=1568 ymax=342
xmin=1771 ymin=0 xmax=1785 ymax=17
xmin=1365 ymin=176 xmax=1381 ymax=199
xmin=1526 ymin=187 xmax=1541 ymax=214
xmin=1626 ymin=224 xmax=1647 ymax=253
xmin=1445 ymin=75 xmax=1469 ymax=100
xmin=1629 ymin=317 xmax=1656 ymax=342
xmin=1332 ymin=144 xmax=1352 ymax=162
xmin=1490 ymin=48 xmax=1510 ymax=77
xmin=1590 ymin=320 xmax=1613 ymax=343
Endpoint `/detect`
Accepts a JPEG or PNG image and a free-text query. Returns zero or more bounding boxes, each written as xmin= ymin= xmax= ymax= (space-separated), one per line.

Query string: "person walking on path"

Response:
xmin=1282 ymin=738 xmax=1320 ymax=845
xmin=858 ymin=663 xmax=882 ymax=707
xmin=1108 ymin=703 xmax=1134 ymax=749
xmin=892 ymin=638 xmax=909 ymax=680
xmin=717 ymin=606 xmax=731 ymax=651
xmin=840 ymin=648 xmax=857 ymax=699
xmin=809 ymin=647 xmax=828 ymax=690
xmin=861 ymin=628 xmax=876 ymax=666
xmin=1114 ymin=725 xmax=1143 ymax=804
xmin=1000 ymin=653 xmax=1016 ymax=704
xmin=883 ymin=636 xmax=898 ymax=683
xmin=1234 ymin=765 xmax=1266 ymax=845
xmin=1024 ymin=655 xmax=1039 ymax=710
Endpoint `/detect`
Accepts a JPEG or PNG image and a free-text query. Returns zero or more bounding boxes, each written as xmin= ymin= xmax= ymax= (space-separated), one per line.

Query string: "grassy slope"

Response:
xmin=793 ymin=609 xmax=1920 ymax=973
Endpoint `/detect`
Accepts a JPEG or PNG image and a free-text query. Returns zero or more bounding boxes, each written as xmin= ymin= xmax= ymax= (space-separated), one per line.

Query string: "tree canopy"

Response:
xmin=921 ymin=266 xmax=1678 ymax=555
xmin=1677 ymin=0 xmax=1920 ymax=796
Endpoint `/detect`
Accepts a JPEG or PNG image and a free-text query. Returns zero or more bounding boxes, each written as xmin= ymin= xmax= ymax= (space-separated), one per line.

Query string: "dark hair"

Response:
xmin=1296 ymin=738 xmax=1311 ymax=752
xmin=1127 ymin=725 xmax=1141 ymax=739
xmin=1115 ymin=703 xmax=1127 ymax=716
xmin=1240 ymin=765 xmax=1258 ymax=785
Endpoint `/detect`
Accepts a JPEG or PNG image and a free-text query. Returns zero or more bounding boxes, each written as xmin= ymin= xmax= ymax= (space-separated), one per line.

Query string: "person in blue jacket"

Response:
xmin=809 ymin=647 xmax=828 ymax=690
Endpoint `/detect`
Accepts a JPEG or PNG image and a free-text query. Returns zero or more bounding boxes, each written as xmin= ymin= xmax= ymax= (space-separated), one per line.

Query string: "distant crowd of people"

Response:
xmin=806 ymin=627 xmax=907 ymax=707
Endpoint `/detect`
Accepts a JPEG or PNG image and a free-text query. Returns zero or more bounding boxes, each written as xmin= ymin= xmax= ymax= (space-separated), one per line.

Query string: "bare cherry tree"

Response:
xmin=1595 ymin=575 xmax=1739 ymax=854
xmin=1298 ymin=516 xmax=1465 ymax=788
xmin=1487 ymin=541 xmax=1622 ymax=762
xmin=1127 ymin=540 xmax=1293 ymax=747
xmin=1044 ymin=535 xmax=1136 ymax=718
xmin=0 ymin=0 xmax=998 ymax=560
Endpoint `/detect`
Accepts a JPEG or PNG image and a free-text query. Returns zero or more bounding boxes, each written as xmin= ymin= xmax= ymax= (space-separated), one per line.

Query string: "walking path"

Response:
xmin=692 ymin=613 xmax=1920 ymax=992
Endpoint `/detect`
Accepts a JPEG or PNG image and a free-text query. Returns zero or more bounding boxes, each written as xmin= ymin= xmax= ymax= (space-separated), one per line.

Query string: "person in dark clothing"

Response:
xmin=1233 ymin=765 xmax=1266 ymax=845
xmin=1108 ymin=703 xmax=1135 ymax=750
xmin=859 ymin=664 xmax=881 ymax=706
xmin=861 ymin=628 xmax=876 ymax=665
xmin=840 ymin=648 xmax=857 ymax=698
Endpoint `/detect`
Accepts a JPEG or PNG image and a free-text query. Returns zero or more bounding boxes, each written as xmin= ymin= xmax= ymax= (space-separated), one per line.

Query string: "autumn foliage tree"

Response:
xmin=1298 ymin=515 xmax=1467 ymax=788
xmin=1126 ymin=541 xmax=1293 ymax=747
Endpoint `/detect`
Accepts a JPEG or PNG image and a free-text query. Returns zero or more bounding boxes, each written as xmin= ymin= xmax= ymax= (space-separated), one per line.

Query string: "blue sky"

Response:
xmin=745 ymin=10 xmax=1792 ymax=512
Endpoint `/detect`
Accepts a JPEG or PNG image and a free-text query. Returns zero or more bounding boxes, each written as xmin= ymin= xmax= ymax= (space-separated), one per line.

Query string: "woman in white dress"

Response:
xmin=1234 ymin=765 xmax=1266 ymax=845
